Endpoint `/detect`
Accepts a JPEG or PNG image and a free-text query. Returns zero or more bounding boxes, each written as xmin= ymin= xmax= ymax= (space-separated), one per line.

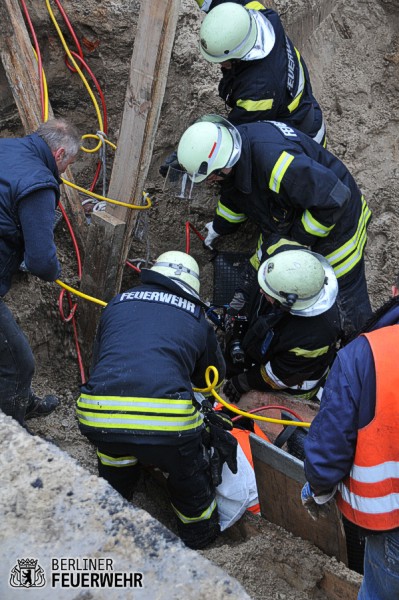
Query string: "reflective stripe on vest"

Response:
xmin=77 ymin=394 xmax=203 ymax=433
xmin=216 ymin=200 xmax=247 ymax=223
xmin=236 ymin=98 xmax=274 ymax=112
xmin=325 ymin=196 xmax=371 ymax=278
xmin=171 ymin=499 xmax=217 ymax=524
xmin=337 ymin=325 xmax=399 ymax=530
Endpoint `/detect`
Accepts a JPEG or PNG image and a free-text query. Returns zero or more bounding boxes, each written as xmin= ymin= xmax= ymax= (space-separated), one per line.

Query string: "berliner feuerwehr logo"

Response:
xmin=9 ymin=558 xmax=46 ymax=588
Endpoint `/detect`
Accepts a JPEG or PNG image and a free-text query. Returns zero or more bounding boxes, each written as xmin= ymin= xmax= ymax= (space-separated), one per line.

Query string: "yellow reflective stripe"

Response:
xmin=289 ymin=346 xmax=330 ymax=358
xmin=260 ymin=364 xmax=283 ymax=389
xmin=244 ymin=1 xmax=265 ymax=9
xmin=287 ymin=48 xmax=305 ymax=113
xmin=78 ymin=394 xmax=195 ymax=414
xmin=266 ymin=237 xmax=302 ymax=256
xmin=77 ymin=409 xmax=203 ymax=431
xmin=325 ymin=198 xmax=371 ymax=276
xmin=172 ymin=499 xmax=217 ymax=524
xmin=269 ymin=151 xmax=294 ymax=193
xmin=236 ymin=98 xmax=274 ymax=112
xmin=97 ymin=451 xmax=138 ymax=468
xmin=216 ymin=201 xmax=247 ymax=223
xmin=301 ymin=210 xmax=335 ymax=238
xmin=331 ymin=224 xmax=368 ymax=278
xmin=250 ymin=233 xmax=263 ymax=270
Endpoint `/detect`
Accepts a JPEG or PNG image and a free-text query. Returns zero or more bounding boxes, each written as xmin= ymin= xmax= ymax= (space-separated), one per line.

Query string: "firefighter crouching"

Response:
xmin=76 ymin=251 xmax=236 ymax=550
xmin=222 ymin=246 xmax=342 ymax=404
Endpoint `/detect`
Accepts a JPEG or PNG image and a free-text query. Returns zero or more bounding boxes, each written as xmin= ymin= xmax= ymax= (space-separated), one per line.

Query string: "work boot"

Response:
xmin=24 ymin=393 xmax=60 ymax=420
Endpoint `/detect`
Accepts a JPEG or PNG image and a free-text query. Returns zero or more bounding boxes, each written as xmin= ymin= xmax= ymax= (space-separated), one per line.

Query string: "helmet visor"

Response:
xmin=191 ymin=114 xmax=242 ymax=182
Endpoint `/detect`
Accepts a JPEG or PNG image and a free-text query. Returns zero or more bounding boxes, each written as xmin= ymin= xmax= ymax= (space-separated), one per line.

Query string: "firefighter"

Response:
xmin=76 ymin=251 xmax=237 ymax=550
xmin=198 ymin=2 xmax=326 ymax=144
xmin=0 ymin=118 xmax=81 ymax=426
xmin=176 ymin=115 xmax=372 ymax=338
xmin=222 ymin=246 xmax=341 ymax=403
xmin=302 ymin=282 xmax=399 ymax=599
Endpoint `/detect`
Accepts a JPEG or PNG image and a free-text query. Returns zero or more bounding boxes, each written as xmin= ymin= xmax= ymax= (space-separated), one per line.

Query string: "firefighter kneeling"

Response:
xmin=76 ymin=250 xmax=239 ymax=550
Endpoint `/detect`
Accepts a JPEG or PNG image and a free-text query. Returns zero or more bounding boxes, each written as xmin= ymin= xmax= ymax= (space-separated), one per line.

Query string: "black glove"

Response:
xmin=201 ymin=399 xmax=233 ymax=431
xmin=159 ymin=151 xmax=180 ymax=178
xmin=202 ymin=422 xmax=238 ymax=486
xmin=223 ymin=372 xmax=251 ymax=403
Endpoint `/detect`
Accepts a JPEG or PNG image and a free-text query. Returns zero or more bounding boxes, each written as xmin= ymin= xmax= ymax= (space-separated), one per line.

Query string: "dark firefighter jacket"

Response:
xmin=77 ymin=270 xmax=226 ymax=445
xmin=212 ymin=120 xmax=371 ymax=281
xmin=216 ymin=2 xmax=324 ymax=140
xmin=304 ymin=297 xmax=399 ymax=498
xmin=240 ymin=284 xmax=341 ymax=397
xmin=0 ymin=133 xmax=61 ymax=296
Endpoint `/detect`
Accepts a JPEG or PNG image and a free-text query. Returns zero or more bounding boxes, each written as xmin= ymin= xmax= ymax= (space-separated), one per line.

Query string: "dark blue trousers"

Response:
xmin=0 ymin=298 xmax=35 ymax=424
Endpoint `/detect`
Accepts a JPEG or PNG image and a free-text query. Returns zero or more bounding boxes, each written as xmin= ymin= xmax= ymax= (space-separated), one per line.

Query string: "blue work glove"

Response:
xmin=301 ymin=482 xmax=337 ymax=520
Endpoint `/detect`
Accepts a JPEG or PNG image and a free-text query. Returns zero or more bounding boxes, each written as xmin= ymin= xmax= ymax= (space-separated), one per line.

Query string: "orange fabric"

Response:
xmin=337 ymin=325 xmax=399 ymax=530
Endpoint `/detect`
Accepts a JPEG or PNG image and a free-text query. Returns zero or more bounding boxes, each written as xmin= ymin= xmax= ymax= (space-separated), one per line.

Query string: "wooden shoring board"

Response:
xmin=250 ymin=434 xmax=348 ymax=564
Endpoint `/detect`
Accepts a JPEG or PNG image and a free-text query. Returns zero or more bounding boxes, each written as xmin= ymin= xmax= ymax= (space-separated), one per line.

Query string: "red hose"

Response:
xmin=232 ymin=404 xmax=304 ymax=423
xmin=185 ymin=221 xmax=205 ymax=254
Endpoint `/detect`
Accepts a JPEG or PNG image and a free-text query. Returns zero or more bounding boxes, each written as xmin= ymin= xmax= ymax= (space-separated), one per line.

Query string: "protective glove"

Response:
xmin=301 ymin=482 xmax=337 ymax=521
xmin=223 ymin=372 xmax=251 ymax=403
xmin=159 ymin=151 xmax=180 ymax=178
xmin=201 ymin=398 xmax=233 ymax=431
xmin=203 ymin=221 xmax=220 ymax=250
xmin=203 ymin=423 xmax=238 ymax=486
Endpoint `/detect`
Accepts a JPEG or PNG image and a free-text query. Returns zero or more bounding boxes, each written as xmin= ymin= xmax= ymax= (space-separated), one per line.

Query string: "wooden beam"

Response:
xmin=79 ymin=0 xmax=181 ymax=362
xmin=250 ymin=435 xmax=348 ymax=564
xmin=0 ymin=0 xmax=87 ymax=253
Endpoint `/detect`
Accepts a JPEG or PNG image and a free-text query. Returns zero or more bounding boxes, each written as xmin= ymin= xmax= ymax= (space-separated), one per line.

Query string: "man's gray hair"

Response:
xmin=36 ymin=118 xmax=81 ymax=160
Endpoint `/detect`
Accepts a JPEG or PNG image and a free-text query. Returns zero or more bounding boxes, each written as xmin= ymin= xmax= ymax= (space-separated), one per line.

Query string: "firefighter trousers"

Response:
xmin=96 ymin=434 xmax=220 ymax=549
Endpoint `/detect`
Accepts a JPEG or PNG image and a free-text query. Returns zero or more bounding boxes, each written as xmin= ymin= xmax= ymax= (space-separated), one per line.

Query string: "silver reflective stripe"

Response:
xmin=350 ymin=461 xmax=399 ymax=484
xmin=97 ymin=452 xmax=138 ymax=468
xmin=77 ymin=411 xmax=203 ymax=428
xmin=313 ymin=119 xmax=326 ymax=145
xmin=338 ymin=483 xmax=399 ymax=515
xmin=216 ymin=204 xmax=247 ymax=222
xmin=172 ymin=499 xmax=217 ymax=523
xmin=79 ymin=396 xmax=194 ymax=412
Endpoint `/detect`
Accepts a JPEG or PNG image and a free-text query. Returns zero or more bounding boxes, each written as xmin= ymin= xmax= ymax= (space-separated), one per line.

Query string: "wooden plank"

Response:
xmin=80 ymin=0 xmax=181 ymax=361
xmin=0 ymin=0 xmax=87 ymax=253
xmin=250 ymin=434 xmax=348 ymax=564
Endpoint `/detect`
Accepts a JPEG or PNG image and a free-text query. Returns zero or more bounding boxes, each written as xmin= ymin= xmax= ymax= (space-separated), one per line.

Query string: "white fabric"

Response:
xmin=216 ymin=441 xmax=259 ymax=531
xmin=204 ymin=221 xmax=220 ymax=249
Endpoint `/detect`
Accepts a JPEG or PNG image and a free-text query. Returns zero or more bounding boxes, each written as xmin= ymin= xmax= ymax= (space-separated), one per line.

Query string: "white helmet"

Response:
xmin=258 ymin=250 xmax=336 ymax=313
xmin=151 ymin=251 xmax=200 ymax=295
xmin=200 ymin=3 xmax=273 ymax=63
xmin=177 ymin=114 xmax=242 ymax=183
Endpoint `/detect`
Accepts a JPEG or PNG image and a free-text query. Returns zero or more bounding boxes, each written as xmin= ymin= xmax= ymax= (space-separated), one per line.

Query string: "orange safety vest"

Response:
xmin=336 ymin=325 xmax=399 ymax=530
xmin=230 ymin=423 xmax=270 ymax=514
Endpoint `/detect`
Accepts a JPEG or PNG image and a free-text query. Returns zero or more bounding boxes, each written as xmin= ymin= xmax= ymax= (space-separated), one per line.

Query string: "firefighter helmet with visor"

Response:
xmin=177 ymin=114 xmax=242 ymax=183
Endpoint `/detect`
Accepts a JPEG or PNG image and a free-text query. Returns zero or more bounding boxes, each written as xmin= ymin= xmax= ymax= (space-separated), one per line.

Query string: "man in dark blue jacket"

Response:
xmin=177 ymin=115 xmax=372 ymax=338
xmin=302 ymin=284 xmax=399 ymax=599
xmin=77 ymin=251 xmax=235 ymax=550
xmin=0 ymin=118 xmax=81 ymax=426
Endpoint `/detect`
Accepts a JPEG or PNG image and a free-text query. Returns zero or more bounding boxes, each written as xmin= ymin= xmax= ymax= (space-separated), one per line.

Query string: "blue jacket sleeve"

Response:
xmin=18 ymin=188 xmax=61 ymax=281
xmin=304 ymin=337 xmax=376 ymax=492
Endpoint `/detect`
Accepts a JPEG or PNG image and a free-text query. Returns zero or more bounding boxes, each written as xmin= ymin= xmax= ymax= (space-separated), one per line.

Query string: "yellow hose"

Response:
xmin=194 ymin=366 xmax=311 ymax=428
xmin=55 ymin=279 xmax=107 ymax=307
